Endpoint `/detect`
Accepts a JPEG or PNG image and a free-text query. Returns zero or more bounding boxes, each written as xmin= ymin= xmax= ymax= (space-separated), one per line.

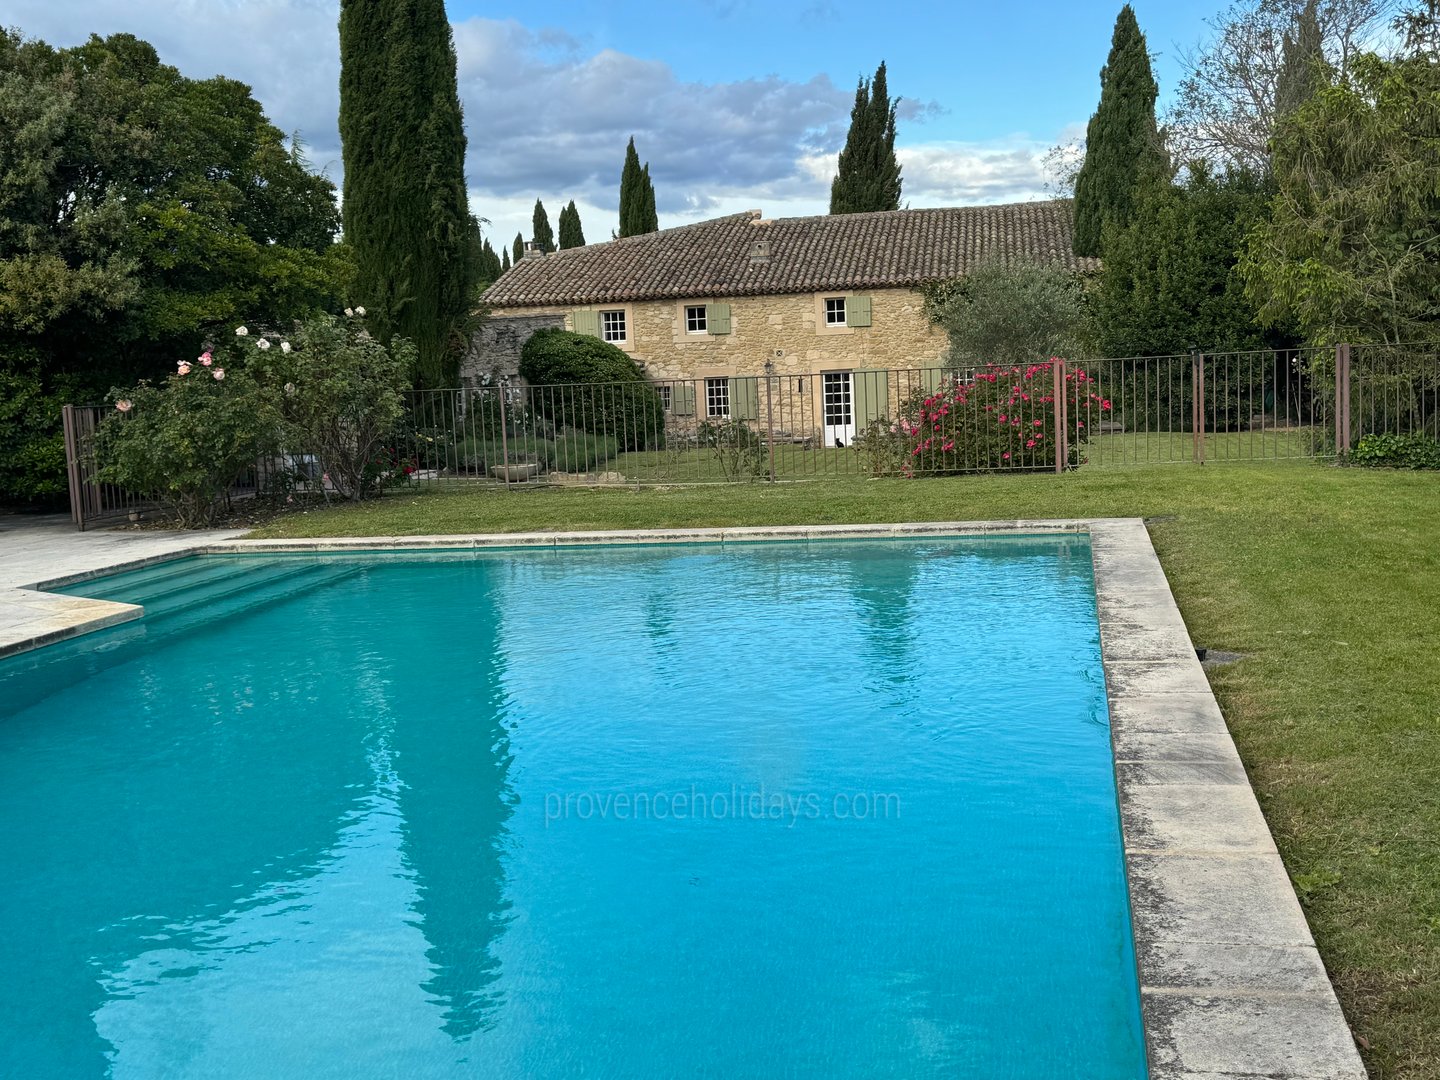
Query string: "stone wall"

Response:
xmin=459 ymin=312 xmax=565 ymax=386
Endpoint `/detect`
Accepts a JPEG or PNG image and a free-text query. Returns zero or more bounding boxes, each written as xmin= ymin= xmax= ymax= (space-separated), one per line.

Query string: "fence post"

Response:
xmin=1189 ymin=351 xmax=1205 ymax=465
xmin=497 ymin=384 xmax=511 ymax=487
xmin=764 ymin=362 xmax=777 ymax=483
xmin=62 ymin=404 xmax=86 ymax=529
xmin=1052 ymin=360 xmax=1068 ymax=474
xmin=1335 ymin=343 xmax=1352 ymax=455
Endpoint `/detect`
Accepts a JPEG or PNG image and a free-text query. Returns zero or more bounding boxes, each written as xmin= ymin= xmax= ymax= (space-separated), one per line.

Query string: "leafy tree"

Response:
xmin=618 ymin=137 xmax=658 ymax=237
xmin=513 ymin=232 xmax=525 ymax=266
xmin=829 ymin=61 xmax=903 ymax=215
xmin=339 ymin=0 xmax=476 ymax=389
xmin=1167 ymin=0 xmax=1395 ymax=171
xmin=558 ymin=200 xmax=586 ymax=248
xmin=532 ymin=199 xmax=555 ymax=254
xmin=1073 ymin=6 xmax=1167 ymax=256
xmin=921 ymin=261 xmax=1092 ymax=368
xmin=1242 ymin=6 xmax=1440 ymax=344
xmin=1094 ymin=165 xmax=1273 ymax=356
xmin=0 ymin=29 xmax=345 ymax=504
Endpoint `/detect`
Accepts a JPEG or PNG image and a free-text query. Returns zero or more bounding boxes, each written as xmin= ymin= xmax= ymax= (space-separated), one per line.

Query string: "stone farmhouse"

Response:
xmin=469 ymin=200 xmax=1096 ymax=446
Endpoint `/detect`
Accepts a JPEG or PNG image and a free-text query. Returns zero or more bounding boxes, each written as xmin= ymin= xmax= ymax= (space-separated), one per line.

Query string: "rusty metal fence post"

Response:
xmin=1335 ymin=343 xmax=1352 ymax=455
xmin=764 ymin=361 xmax=777 ymax=483
xmin=1052 ymin=360 xmax=1069 ymax=473
xmin=1191 ymin=350 xmax=1206 ymax=465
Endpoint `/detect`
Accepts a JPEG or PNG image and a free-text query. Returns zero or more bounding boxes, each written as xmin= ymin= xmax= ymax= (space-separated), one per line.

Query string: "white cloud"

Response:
xmin=6 ymin=2 xmax=1076 ymax=248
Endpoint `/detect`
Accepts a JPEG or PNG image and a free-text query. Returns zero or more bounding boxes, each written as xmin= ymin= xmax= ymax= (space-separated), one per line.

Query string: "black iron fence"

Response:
xmin=63 ymin=344 xmax=1440 ymax=526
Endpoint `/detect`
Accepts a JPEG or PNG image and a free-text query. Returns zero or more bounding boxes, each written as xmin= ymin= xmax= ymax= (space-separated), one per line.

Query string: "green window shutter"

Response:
xmin=673 ymin=382 xmax=696 ymax=416
xmin=922 ymin=367 xmax=946 ymax=392
xmin=572 ymin=309 xmax=599 ymax=337
xmin=847 ymin=294 xmax=872 ymax=327
xmin=854 ymin=369 xmax=890 ymax=424
xmin=706 ymin=302 xmax=732 ymax=335
xmin=729 ymin=376 xmax=759 ymax=420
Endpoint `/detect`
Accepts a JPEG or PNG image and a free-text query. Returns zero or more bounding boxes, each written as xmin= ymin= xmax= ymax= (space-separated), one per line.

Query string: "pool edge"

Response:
xmin=1087 ymin=520 xmax=1366 ymax=1080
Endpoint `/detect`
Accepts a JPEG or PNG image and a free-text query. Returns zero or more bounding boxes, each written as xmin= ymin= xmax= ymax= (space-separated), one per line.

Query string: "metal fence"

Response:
xmin=62 ymin=344 xmax=1440 ymax=526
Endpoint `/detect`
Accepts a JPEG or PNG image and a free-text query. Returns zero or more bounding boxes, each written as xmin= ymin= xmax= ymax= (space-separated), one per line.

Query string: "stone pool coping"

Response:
xmin=3 ymin=519 xmax=1366 ymax=1078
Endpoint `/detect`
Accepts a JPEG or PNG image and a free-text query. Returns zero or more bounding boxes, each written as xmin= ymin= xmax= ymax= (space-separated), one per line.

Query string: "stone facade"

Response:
xmin=467 ymin=287 xmax=945 ymax=381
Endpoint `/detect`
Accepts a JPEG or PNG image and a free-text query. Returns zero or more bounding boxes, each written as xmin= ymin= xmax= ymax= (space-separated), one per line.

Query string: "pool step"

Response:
xmin=55 ymin=554 xmax=234 ymax=603
xmin=2 ymin=561 xmax=366 ymax=717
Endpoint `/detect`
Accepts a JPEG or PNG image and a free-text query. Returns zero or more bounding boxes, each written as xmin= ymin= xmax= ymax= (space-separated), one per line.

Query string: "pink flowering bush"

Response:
xmin=97 ymin=358 xmax=275 ymax=526
xmin=904 ymin=360 xmax=1111 ymax=473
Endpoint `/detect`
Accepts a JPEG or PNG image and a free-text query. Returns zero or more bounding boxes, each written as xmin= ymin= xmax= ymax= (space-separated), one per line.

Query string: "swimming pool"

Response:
xmin=0 ymin=538 xmax=1147 ymax=1078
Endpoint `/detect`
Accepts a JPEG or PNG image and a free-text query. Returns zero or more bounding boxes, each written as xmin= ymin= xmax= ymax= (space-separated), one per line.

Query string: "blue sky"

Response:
xmin=10 ymin=0 xmax=1227 ymax=248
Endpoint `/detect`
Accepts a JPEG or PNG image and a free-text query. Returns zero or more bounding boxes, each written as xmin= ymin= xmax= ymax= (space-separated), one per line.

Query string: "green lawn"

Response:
xmin=250 ymin=462 xmax=1440 ymax=1079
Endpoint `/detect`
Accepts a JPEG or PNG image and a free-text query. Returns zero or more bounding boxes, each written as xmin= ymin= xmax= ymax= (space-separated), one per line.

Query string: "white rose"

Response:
xmin=344 ymin=307 xmax=354 ymax=317
xmin=257 ymin=337 xmax=271 ymax=351
xmin=280 ymin=341 xmax=291 ymax=353
xmin=355 ymin=306 xmax=366 ymax=316
xmin=235 ymin=326 xmax=248 ymax=336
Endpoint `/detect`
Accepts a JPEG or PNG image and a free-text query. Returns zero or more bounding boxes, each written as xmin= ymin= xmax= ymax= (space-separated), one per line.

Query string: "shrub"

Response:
xmin=697 ymin=419 xmax=765 ymax=480
xmin=1348 ymin=432 xmax=1440 ymax=469
xmin=456 ymin=429 xmax=619 ymax=474
xmin=921 ymin=261 xmax=1092 ymax=369
xmin=96 ymin=360 xmax=275 ymax=527
xmin=0 ymin=363 xmax=79 ymax=505
xmin=518 ymin=328 xmax=664 ymax=449
xmin=852 ymin=417 xmax=909 ymax=477
xmin=244 ymin=312 xmax=414 ymax=499
xmin=904 ymin=361 xmax=1111 ymax=473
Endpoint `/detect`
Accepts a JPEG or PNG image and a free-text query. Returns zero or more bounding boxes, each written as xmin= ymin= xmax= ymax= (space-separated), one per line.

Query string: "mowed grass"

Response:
xmin=250 ymin=462 xmax=1440 ymax=1078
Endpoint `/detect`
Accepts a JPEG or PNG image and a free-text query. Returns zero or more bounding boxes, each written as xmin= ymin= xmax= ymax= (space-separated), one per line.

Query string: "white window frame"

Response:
xmin=824 ymin=296 xmax=847 ymax=327
xmin=684 ymin=305 xmax=707 ymax=334
xmin=600 ymin=309 xmax=627 ymax=344
xmin=656 ymin=384 xmax=673 ymax=412
xmin=705 ymin=377 xmax=730 ymax=418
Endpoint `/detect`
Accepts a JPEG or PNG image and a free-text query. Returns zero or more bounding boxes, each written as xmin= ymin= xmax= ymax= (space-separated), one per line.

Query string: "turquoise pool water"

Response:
xmin=0 ymin=539 xmax=1146 ymax=1078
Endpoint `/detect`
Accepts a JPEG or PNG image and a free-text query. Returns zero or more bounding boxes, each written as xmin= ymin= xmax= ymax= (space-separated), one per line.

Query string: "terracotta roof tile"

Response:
xmin=483 ymin=200 xmax=1098 ymax=308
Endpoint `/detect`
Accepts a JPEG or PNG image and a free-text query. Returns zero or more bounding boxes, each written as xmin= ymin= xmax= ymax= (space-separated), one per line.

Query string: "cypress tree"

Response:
xmin=640 ymin=164 xmax=659 ymax=232
xmin=829 ymin=61 xmax=903 ymax=215
xmin=532 ymin=199 xmax=555 ymax=254
xmin=513 ymin=232 xmax=524 ymax=265
xmin=501 ymin=246 xmax=511 ymax=272
xmin=1275 ymin=0 xmax=1324 ymax=121
xmin=619 ymin=136 xmax=658 ymax=237
xmin=477 ymin=238 xmax=502 ymax=283
xmin=1072 ymin=5 xmax=1166 ymax=257
xmin=339 ymin=0 xmax=477 ymax=388
xmin=559 ymin=200 xmax=586 ymax=248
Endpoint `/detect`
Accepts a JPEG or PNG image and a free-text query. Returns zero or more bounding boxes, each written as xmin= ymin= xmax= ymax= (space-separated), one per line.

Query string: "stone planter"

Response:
xmin=490 ymin=462 xmax=541 ymax=482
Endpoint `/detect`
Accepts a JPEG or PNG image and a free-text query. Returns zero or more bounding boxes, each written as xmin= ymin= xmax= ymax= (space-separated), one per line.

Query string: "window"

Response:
xmin=656 ymin=384 xmax=673 ymax=411
xmin=824 ymin=296 xmax=847 ymax=327
xmin=685 ymin=305 xmax=707 ymax=333
xmin=601 ymin=309 xmax=627 ymax=343
xmin=705 ymin=377 xmax=730 ymax=417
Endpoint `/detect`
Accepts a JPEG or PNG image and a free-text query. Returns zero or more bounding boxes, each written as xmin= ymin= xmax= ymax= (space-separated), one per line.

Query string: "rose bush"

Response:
xmin=905 ymin=360 xmax=1111 ymax=473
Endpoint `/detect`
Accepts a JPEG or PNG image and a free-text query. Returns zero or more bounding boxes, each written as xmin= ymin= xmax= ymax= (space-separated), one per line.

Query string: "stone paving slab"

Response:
xmin=1089 ymin=519 xmax=1366 ymax=1079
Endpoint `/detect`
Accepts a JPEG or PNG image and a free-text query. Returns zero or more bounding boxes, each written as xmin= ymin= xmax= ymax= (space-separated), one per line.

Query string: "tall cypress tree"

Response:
xmin=501 ymin=246 xmax=511 ymax=272
xmin=339 ymin=0 xmax=477 ymax=388
xmin=829 ymin=61 xmax=903 ymax=215
xmin=558 ymin=200 xmax=586 ymax=248
xmin=1275 ymin=0 xmax=1324 ymax=121
xmin=640 ymin=164 xmax=658 ymax=232
xmin=512 ymin=232 xmax=524 ymax=265
xmin=1072 ymin=5 xmax=1165 ymax=257
xmin=532 ymin=199 xmax=555 ymax=253
xmin=477 ymin=238 xmax=502 ymax=283
xmin=619 ymin=137 xmax=658 ymax=237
